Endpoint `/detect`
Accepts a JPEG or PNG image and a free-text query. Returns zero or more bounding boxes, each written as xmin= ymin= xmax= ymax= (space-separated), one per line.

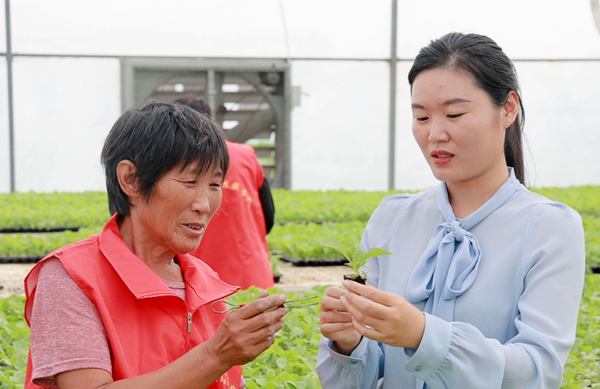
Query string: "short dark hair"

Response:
xmin=172 ymin=96 xmax=212 ymax=117
xmin=408 ymin=32 xmax=526 ymax=185
xmin=101 ymin=100 xmax=229 ymax=216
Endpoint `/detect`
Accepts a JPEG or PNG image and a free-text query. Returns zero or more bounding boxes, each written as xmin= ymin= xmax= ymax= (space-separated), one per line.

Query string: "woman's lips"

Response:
xmin=183 ymin=223 xmax=205 ymax=236
xmin=431 ymin=150 xmax=454 ymax=165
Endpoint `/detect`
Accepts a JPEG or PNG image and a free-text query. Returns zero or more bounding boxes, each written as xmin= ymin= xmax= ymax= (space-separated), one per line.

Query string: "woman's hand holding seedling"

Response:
xmin=206 ymin=291 xmax=289 ymax=367
xmin=320 ymin=239 xmax=396 ymax=354
xmin=320 ymin=286 xmax=363 ymax=355
xmin=340 ymin=280 xmax=425 ymax=350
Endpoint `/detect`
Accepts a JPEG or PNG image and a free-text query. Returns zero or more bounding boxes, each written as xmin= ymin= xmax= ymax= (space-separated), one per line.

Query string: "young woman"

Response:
xmin=317 ymin=32 xmax=585 ymax=389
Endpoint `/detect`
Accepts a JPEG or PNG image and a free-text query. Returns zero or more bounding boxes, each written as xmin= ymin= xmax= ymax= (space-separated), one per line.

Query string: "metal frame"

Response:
xmin=388 ymin=0 xmax=398 ymax=190
xmin=4 ymin=0 xmax=14 ymax=192
xmin=121 ymin=57 xmax=292 ymax=188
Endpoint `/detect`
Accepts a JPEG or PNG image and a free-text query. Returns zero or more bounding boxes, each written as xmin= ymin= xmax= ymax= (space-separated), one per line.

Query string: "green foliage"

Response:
xmin=228 ymin=287 xmax=325 ymax=389
xmin=584 ymin=217 xmax=600 ymax=268
xmin=533 ymin=186 xmax=600 ymax=217
xmin=0 ymin=296 xmax=29 ymax=388
xmin=268 ymin=222 xmax=367 ymax=260
xmin=1 ymin=187 xmax=600 ymax=388
xmin=271 ymin=189 xmax=407 ymax=224
xmin=0 ymin=226 xmax=103 ymax=258
xmin=322 ymin=239 xmax=392 ymax=273
xmin=561 ymin=274 xmax=600 ymax=388
xmin=0 ymin=191 xmax=109 ymax=230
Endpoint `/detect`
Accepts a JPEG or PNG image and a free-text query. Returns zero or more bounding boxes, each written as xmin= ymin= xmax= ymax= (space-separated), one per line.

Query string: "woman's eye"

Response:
xmin=415 ymin=117 xmax=428 ymax=122
xmin=447 ymin=113 xmax=464 ymax=119
xmin=210 ymin=183 xmax=221 ymax=188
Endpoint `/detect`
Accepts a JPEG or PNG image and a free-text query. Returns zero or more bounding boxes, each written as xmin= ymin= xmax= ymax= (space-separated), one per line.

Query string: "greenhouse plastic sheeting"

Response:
xmin=0 ymin=59 xmax=9 ymax=193
xmin=291 ymin=60 xmax=389 ymax=191
xmin=394 ymin=61 xmax=600 ymax=190
xmin=12 ymin=57 xmax=120 ymax=192
xmin=10 ymin=0 xmax=390 ymax=59
xmin=8 ymin=1 xmax=600 ymax=60
xmin=0 ymin=3 xmax=5 ymax=54
xmin=396 ymin=0 xmax=600 ymax=60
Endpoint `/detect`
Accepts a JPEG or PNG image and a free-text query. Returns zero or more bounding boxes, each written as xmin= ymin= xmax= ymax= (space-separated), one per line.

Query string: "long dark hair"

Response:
xmin=408 ymin=32 xmax=526 ymax=185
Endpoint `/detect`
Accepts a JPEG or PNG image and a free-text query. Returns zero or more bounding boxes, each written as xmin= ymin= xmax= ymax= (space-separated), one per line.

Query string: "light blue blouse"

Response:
xmin=317 ymin=170 xmax=585 ymax=389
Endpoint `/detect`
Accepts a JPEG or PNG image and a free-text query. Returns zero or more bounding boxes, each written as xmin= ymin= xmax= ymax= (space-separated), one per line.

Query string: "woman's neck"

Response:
xmin=446 ymin=164 xmax=510 ymax=219
xmin=118 ymin=216 xmax=184 ymax=282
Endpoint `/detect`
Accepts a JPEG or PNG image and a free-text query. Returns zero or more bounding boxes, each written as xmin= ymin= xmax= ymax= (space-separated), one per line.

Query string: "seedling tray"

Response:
xmin=280 ymin=256 xmax=349 ymax=267
xmin=0 ymin=227 xmax=80 ymax=234
xmin=0 ymin=256 xmax=44 ymax=264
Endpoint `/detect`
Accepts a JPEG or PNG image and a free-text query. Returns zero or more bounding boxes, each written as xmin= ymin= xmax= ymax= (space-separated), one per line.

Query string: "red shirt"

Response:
xmin=191 ymin=141 xmax=274 ymax=290
xmin=24 ymin=214 xmax=242 ymax=389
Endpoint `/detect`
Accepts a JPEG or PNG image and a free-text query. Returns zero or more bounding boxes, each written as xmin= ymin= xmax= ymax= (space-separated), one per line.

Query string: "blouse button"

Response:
xmin=415 ymin=365 xmax=422 ymax=371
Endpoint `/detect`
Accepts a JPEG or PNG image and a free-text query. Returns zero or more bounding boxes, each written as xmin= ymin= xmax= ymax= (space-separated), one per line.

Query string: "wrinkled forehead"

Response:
xmin=177 ymin=158 xmax=225 ymax=178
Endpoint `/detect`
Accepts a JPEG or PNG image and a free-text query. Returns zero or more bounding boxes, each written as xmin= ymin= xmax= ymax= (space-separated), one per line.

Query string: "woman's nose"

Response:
xmin=191 ymin=188 xmax=211 ymax=214
xmin=428 ymin=118 xmax=450 ymax=143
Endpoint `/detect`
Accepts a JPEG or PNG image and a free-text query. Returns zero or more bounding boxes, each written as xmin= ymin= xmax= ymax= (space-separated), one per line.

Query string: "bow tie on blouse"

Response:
xmin=406 ymin=169 xmax=522 ymax=322
xmin=405 ymin=171 xmax=522 ymax=389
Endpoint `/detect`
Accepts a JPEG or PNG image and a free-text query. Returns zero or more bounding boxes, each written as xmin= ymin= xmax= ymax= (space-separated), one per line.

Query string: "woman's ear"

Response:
xmin=502 ymin=91 xmax=520 ymax=129
xmin=116 ymin=160 xmax=140 ymax=199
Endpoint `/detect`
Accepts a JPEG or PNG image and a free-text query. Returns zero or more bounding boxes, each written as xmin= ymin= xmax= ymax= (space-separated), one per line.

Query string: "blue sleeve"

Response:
xmin=316 ymin=336 xmax=384 ymax=389
xmin=404 ymin=203 xmax=585 ymax=388
xmin=316 ymin=253 xmax=386 ymax=389
xmin=316 ymin=193 xmax=415 ymax=388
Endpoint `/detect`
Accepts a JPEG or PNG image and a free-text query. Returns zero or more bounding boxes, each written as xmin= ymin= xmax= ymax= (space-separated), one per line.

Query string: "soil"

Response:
xmin=0 ymin=260 xmax=348 ymax=298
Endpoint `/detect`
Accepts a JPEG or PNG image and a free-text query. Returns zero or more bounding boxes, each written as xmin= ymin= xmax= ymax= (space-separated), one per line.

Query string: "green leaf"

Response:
xmin=321 ymin=239 xmax=351 ymax=262
xmin=362 ymin=247 xmax=392 ymax=261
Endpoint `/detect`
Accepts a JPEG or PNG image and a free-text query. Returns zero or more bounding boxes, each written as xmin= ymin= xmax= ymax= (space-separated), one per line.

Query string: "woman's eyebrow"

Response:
xmin=442 ymin=97 xmax=471 ymax=106
xmin=411 ymin=98 xmax=471 ymax=110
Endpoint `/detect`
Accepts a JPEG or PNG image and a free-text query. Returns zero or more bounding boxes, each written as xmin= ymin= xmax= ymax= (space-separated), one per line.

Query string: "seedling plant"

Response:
xmin=322 ymin=239 xmax=392 ymax=284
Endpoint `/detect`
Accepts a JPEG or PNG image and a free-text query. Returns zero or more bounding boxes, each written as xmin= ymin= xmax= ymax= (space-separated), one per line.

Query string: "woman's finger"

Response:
xmin=235 ymin=294 xmax=287 ymax=320
xmin=320 ymin=295 xmax=347 ymax=312
xmin=326 ymin=286 xmax=346 ymax=298
xmin=342 ymin=290 xmax=390 ymax=321
xmin=342 ymin=281 xmax=397 ymax=307
xmin=246 ymin=317 xmax=286 ymax=346
xmin=341 ymin=295 xmax=386 ymax=331
xmin=320 ymin=322 xmax=353 ymax=335
xmin=240 ymin=306 xmax=289 ymax=334
xmin=350 ymin=317 xmax=386 ymax=343
xmin=320 ymin=310 xmax=353 ymax=325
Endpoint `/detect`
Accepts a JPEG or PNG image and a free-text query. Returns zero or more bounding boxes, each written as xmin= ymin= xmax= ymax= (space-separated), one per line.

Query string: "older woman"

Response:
xmin=24 ymin=101 xmax=288 ymax=389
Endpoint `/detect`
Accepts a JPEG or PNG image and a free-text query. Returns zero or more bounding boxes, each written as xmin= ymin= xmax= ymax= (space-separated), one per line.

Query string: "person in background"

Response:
xmin=317 ymin=32 xmax=585 ymax=388
xmin=24 ymin=101 xmax=287 ymax=389
xmin=173 ymin=96 xmax=275 ymax=290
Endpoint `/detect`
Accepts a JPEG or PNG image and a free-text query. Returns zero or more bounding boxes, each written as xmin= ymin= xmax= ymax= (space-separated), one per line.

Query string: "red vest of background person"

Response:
xmin=191 ymin=140 xmax=274 ymax=290
xmin=24 ymin=215 xmax=242 ymax=389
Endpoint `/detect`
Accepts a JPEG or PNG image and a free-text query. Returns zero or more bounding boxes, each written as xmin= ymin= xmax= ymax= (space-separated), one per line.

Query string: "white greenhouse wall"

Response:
xmin=0 ymin=59 xmax=9 ymax=193
xmin=12 ymin=57 xmax=121 ymax=192
xmin=11 ymin=0 xmax=390 ymax=59
xmin=394 ymin=60 xmax=600 ymax=191
xmin=517 ymin=61 xmax=600 ymax=188
xmin=396 ymin=0 xmax=600 ymax=60
xmin=1 ymin=0 xmax=600 ymax=193
xmin=290 ymin=60 xmax=389 ymax=191
xmin=0 ymin=2 xmax=5 ymax=54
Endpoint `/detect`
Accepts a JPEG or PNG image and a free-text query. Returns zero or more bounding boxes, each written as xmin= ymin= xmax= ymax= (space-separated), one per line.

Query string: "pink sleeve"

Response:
xmin=30 ymin=258 xmax=112 ymax=388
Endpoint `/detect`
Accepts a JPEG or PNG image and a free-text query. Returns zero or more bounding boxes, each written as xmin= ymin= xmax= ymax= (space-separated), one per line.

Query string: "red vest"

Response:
xmin=24 ymin=214 xmax=242 ymax=389
xmin=191 ymin=141 xmax=273 ymax=290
